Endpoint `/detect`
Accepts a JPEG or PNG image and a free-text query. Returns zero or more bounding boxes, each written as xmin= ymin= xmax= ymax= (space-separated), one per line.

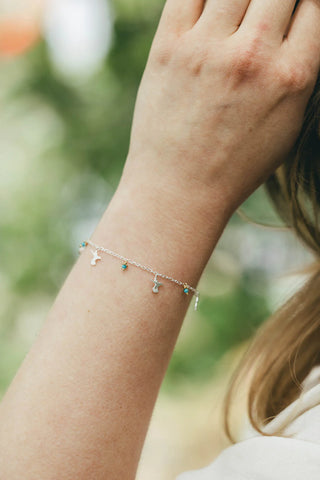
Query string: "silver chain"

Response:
xmin=82 ymin=239 xmax=200 ymax=311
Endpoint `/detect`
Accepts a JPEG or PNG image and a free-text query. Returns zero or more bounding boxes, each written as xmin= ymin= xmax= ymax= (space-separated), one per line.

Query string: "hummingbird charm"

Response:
xmin=152 ymin=274 xmax=163 ymax=294
xmin=90 ymin=249 xmax=102 ymax=266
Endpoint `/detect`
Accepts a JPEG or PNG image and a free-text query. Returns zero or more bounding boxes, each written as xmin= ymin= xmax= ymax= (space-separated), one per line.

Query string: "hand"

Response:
xmin=121 ymin=0 xmax=320 ymax=215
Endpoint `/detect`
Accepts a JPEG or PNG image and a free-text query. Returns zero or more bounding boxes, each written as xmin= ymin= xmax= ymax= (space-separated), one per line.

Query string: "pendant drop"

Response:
xmin=152 ymin=274 xmax=163 ymax=294
xmin=183 ymin=284 xmax=189 ymax=295
xmin=121 ymin=261 xmax=128 ymax=271
xmin=194 ymin=293 xmax=200 ymax=311
xmin=90 ymin=249 xmax=101 ymax=266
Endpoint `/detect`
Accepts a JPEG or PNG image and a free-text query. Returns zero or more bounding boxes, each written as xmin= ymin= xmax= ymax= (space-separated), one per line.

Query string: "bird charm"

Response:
xmin=90 ymin=249 xmax=102 ymax=266
xmin=152 ymin=274 xmax=163 ymax=294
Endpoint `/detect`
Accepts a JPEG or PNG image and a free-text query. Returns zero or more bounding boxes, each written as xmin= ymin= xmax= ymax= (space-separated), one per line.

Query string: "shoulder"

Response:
xmin=176 ymin=369 xmax=320 ymax=480
xmin=263 ymin=374 xmax=320 ymax=444
xmin=175 ymin=435 xmax=320 ymax=480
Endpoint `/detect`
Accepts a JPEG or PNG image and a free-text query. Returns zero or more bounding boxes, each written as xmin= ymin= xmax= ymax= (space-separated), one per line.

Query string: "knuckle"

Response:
xmin=149 ymin=38 xmax=174 ymax=67
xmin=149 ymin=34 xmax=209 ymax=76
xmin=278 ymin=62 xmax=312 ymax=92
xmin=229 ymin=35 xmax=268 ymax=81
xmin=174 ymin=37 xmax=209 ymax=76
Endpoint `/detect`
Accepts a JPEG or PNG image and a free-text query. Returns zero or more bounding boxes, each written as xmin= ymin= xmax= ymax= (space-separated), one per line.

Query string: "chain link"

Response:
xmin=83 ymin=240 xmax=200 ymax=311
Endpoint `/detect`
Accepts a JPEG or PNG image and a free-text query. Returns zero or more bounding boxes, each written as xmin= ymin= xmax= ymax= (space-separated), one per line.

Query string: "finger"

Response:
xmin=286 ymin=0 xmax=320 ymax=69
xmin=197 ymin=0 xmax=251 ymax=36
xmin=241 ymin=0 xmax=298 ymax=42
xmin=157 ymin=0 xmax=205 ymax=36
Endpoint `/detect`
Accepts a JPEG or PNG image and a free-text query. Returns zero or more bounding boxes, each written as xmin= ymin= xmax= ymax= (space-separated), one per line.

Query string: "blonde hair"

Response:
xmin=224 ymin=72 xmax=320 ymax=442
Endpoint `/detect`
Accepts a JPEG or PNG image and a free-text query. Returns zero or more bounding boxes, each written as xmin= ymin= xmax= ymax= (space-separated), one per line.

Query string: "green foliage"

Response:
xmin=165 ymin=272 xmax=271 ymax=391
xmin=0 ymin=0 xmax=282 ymax=395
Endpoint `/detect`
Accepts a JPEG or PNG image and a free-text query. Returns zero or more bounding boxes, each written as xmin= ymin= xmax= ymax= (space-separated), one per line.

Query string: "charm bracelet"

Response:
xmin=78 ymin=240 xmax=200 ymax=311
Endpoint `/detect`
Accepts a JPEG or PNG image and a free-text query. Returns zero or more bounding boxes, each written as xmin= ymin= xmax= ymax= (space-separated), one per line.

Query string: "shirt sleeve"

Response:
xmin=175 ymin=436 xmax=320 ymax=480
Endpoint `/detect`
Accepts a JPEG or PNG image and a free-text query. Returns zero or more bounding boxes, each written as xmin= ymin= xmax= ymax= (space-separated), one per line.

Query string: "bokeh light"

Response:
xmin=43 ymin=0 xmax=113 ymax=76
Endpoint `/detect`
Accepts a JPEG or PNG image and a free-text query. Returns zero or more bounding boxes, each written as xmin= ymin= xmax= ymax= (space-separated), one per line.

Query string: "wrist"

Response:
xmin=91 ymin=174 xmax=231 ymax=287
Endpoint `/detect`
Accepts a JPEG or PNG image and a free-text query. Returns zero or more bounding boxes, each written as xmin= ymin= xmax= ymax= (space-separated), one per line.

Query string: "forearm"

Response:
xmin=1 ymin=0 xmax=319 ymax=475
xmin=0 ymin=172 xmax=230 ymax=479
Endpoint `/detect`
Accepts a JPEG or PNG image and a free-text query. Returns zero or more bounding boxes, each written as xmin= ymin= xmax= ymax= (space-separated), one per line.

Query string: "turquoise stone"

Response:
xmin=81 ymin=242 xmax=86 ymax=247
xmin=184 ymin=288 xmax=189 ymax=294
xmin=122 ymin=264 xmax=128 ymax=270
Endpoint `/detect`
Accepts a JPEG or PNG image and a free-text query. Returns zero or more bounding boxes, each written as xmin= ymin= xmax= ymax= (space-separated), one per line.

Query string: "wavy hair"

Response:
xmin=224 ymin=72 xmax=320 ymax=441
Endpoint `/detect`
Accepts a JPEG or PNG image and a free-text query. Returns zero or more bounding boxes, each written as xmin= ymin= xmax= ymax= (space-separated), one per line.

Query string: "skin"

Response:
xmin=0 ymin=1 xmax=319 ymax=479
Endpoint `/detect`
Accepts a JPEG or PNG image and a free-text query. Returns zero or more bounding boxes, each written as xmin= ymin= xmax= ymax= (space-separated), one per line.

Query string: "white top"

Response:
xmin=176 ymin=366 xmax=320 ymax=480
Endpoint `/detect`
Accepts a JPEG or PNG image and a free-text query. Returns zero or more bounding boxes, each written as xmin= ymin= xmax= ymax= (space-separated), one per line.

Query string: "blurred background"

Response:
xmin=0 ymin=0 xmax=315 ymax=478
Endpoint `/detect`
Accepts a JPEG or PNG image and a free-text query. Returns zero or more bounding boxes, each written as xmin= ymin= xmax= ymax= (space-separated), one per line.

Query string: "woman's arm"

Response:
xmin=0 ymin=0 xmax=319 ymax=479
xmin=0 ymin=177 xmax=229 ymax=480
